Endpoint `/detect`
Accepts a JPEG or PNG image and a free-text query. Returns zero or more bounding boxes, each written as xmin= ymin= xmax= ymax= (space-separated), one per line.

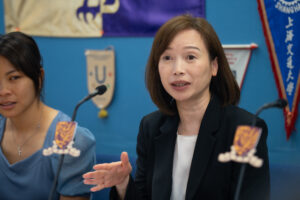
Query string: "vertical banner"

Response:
xmin=85 ymin=47 xmax=115 ymax=117
xmin=223 ymin=44 xmax=258 ymax=89
xmin=258 ymin=0 xmax=300 ymax=139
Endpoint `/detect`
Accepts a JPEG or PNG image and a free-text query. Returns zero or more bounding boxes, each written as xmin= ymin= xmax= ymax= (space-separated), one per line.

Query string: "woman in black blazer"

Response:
xmin=83 ymin=14 xmax=270 ymax=200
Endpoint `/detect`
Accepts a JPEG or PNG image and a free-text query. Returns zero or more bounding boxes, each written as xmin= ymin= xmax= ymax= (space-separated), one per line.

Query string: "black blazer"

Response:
xmin=111 ymin=96 xmax=270 ymax=200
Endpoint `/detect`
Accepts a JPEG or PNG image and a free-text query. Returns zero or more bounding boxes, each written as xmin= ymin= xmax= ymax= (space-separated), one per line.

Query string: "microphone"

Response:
xmin=259 ymin=98 xmax=288 ymax=109
xmin=71 ymin=85 xmax=107 ymax=121
xmin=252 ymin=99 xmax=287 ymax=124
xmin=250 ymin=99 xmax=287 ymax=127
xmin=86 ymin=84 xmax=107 ymax=98
xmin=234 ymin=98 xmax=287 ymax=200
xmin=48 ymin=85 xmax=107 ymax=200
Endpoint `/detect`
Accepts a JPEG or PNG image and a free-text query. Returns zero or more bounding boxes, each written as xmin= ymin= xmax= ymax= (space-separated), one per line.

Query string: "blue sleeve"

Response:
xmin=53 ymin=126 xmax=96 ymax=196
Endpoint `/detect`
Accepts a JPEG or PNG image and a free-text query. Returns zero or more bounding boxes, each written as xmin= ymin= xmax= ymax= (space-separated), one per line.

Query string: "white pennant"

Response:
xmin=223 ymin=43 xmax=258 ymax=89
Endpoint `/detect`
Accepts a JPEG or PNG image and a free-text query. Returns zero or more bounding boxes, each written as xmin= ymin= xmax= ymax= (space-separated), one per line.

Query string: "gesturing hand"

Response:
xmin=83 ymin=152 xmax=132 ymax=192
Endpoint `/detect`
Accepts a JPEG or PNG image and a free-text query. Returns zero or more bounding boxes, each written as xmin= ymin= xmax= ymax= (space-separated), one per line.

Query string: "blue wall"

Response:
xmin=0 ymin=0 xmax=299 ymax=165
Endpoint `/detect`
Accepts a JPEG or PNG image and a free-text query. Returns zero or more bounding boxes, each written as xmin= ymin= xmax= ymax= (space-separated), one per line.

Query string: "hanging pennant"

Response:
xmin=223 ymin=43 xmax=258 ymax=89
xmin=257 ymin=0 xmax=300 ymax=139
xmin=85 ymin=47 xmax=115 ymax=118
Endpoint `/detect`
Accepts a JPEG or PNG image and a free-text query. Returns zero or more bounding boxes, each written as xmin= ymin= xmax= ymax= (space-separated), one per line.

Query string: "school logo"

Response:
xmin=43 ymin=121 xmax=80 ymax=157
xmin=233 ymin=126 xmax=262 ymax=156
xmin=85 ymin=47 xmax=115 ymax=117
xmin=76 ymin=0 xmax=120 ymax=23
xmin=274 ymin=0 xmax=300 ymax=14
xmin=218 ymin=126 xmax=263 ymax=168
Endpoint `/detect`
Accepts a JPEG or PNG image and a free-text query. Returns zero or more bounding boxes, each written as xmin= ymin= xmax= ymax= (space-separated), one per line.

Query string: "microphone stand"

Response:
xmin=234 ymin=99 xmax=287 ymax=200
xmin=48 ymin=85 xmax=107 ymax=200
xmin=233 ymin=114 xmax=258 ymax=200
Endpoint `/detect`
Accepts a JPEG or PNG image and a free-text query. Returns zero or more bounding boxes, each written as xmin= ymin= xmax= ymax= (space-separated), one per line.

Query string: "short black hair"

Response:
xmin=0 ymin=31 xmax=44 ymax=97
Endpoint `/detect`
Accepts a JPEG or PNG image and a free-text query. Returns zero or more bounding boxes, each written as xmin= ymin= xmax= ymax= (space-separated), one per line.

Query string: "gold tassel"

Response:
xmin=98 ymin=108 xmax=108 ymax=118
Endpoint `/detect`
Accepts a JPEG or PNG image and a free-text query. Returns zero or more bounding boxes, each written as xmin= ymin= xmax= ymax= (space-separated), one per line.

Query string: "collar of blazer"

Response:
xmin=152 ymin=95 xmax=222 ymax=200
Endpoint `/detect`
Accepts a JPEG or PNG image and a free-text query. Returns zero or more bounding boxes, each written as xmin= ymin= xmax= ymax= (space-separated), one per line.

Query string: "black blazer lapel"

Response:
xmin=152 ymin=115 xmax=179 ymax=200
xmin=185 ymin=96 xmax=222 ymax=200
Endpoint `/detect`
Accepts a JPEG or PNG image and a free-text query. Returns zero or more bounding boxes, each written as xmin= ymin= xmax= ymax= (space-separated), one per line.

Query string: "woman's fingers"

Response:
xmin=121 ymin=152 xmax=132 ymax=173
xmin=82 ymin=171 xmax=95 ymax=179
xmin=120 ymin=152 xmax=129 ymax=165
xmin=83 ymin=169 xmax=106 ymax=179
xmin=84 ymin=178 xmax=100 ymax=185
xmin=90 ymin=184 xmax=106 ymax=192
xmin=93 ymin=161 xmax=121 ymax=170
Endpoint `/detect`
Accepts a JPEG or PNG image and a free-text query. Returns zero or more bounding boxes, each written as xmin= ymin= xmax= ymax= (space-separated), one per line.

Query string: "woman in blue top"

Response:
xmin=0 ymin=32 xmax=96 ymax=200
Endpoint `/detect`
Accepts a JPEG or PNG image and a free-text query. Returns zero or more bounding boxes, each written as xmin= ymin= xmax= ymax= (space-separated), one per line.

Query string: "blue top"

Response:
xmin=0 ymin=111 xmax=96 ymax=200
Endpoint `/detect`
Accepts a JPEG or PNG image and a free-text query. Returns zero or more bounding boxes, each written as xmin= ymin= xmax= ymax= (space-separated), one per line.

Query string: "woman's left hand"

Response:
xmin=82 ymin=152 xmax=132 ymax=192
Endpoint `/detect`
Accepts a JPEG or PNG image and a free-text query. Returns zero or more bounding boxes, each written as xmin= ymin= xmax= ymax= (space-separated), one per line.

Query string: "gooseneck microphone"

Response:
xmin=71 ymin=85 xmax=107 ymax=121
xmin=234 ymin=98 xmax=288 ymax=200
xmin=48 ymin=85 xmax=107 ymax=200
xmin=251 ymin=99 xmax=288 ymax=126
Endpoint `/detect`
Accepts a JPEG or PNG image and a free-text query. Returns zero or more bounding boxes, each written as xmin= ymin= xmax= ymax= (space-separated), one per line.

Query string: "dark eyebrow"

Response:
xmin=164 ymin=46 xmax=201 ymax=52
xmin=184 ymin=46 xmax=201 ymax=52
xmin=6 ymin=69 xmax=18 ymax=76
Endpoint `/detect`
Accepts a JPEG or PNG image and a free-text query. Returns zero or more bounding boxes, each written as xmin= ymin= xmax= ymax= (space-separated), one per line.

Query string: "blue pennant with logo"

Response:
xmin=258 ymin=0 xmax=300 ymax=139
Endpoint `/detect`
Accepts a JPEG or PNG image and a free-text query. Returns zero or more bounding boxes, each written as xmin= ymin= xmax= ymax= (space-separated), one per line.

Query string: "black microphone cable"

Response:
xmin=234 ymin=98 xmax=287 ymax=200
xmin=48 ymin=85 xmax=107 ymax=200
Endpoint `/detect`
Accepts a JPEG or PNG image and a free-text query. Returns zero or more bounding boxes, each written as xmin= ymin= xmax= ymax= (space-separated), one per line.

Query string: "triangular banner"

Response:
xmin=223 ymin=44 xmax=258 ymax=89
xmin=258 ymin=0 xmax=300 ymax=139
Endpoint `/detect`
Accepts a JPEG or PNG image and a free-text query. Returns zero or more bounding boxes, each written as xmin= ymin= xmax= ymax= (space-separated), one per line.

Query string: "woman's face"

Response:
xmin=158 ymin=29 xmax=218 ymax=104
xmin=0 ymin=56 xmax=38 ymax=118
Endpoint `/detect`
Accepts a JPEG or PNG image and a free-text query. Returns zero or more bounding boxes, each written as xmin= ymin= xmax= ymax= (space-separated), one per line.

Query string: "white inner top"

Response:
xmin=170 ymin=133 xmax=198 ymax=200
